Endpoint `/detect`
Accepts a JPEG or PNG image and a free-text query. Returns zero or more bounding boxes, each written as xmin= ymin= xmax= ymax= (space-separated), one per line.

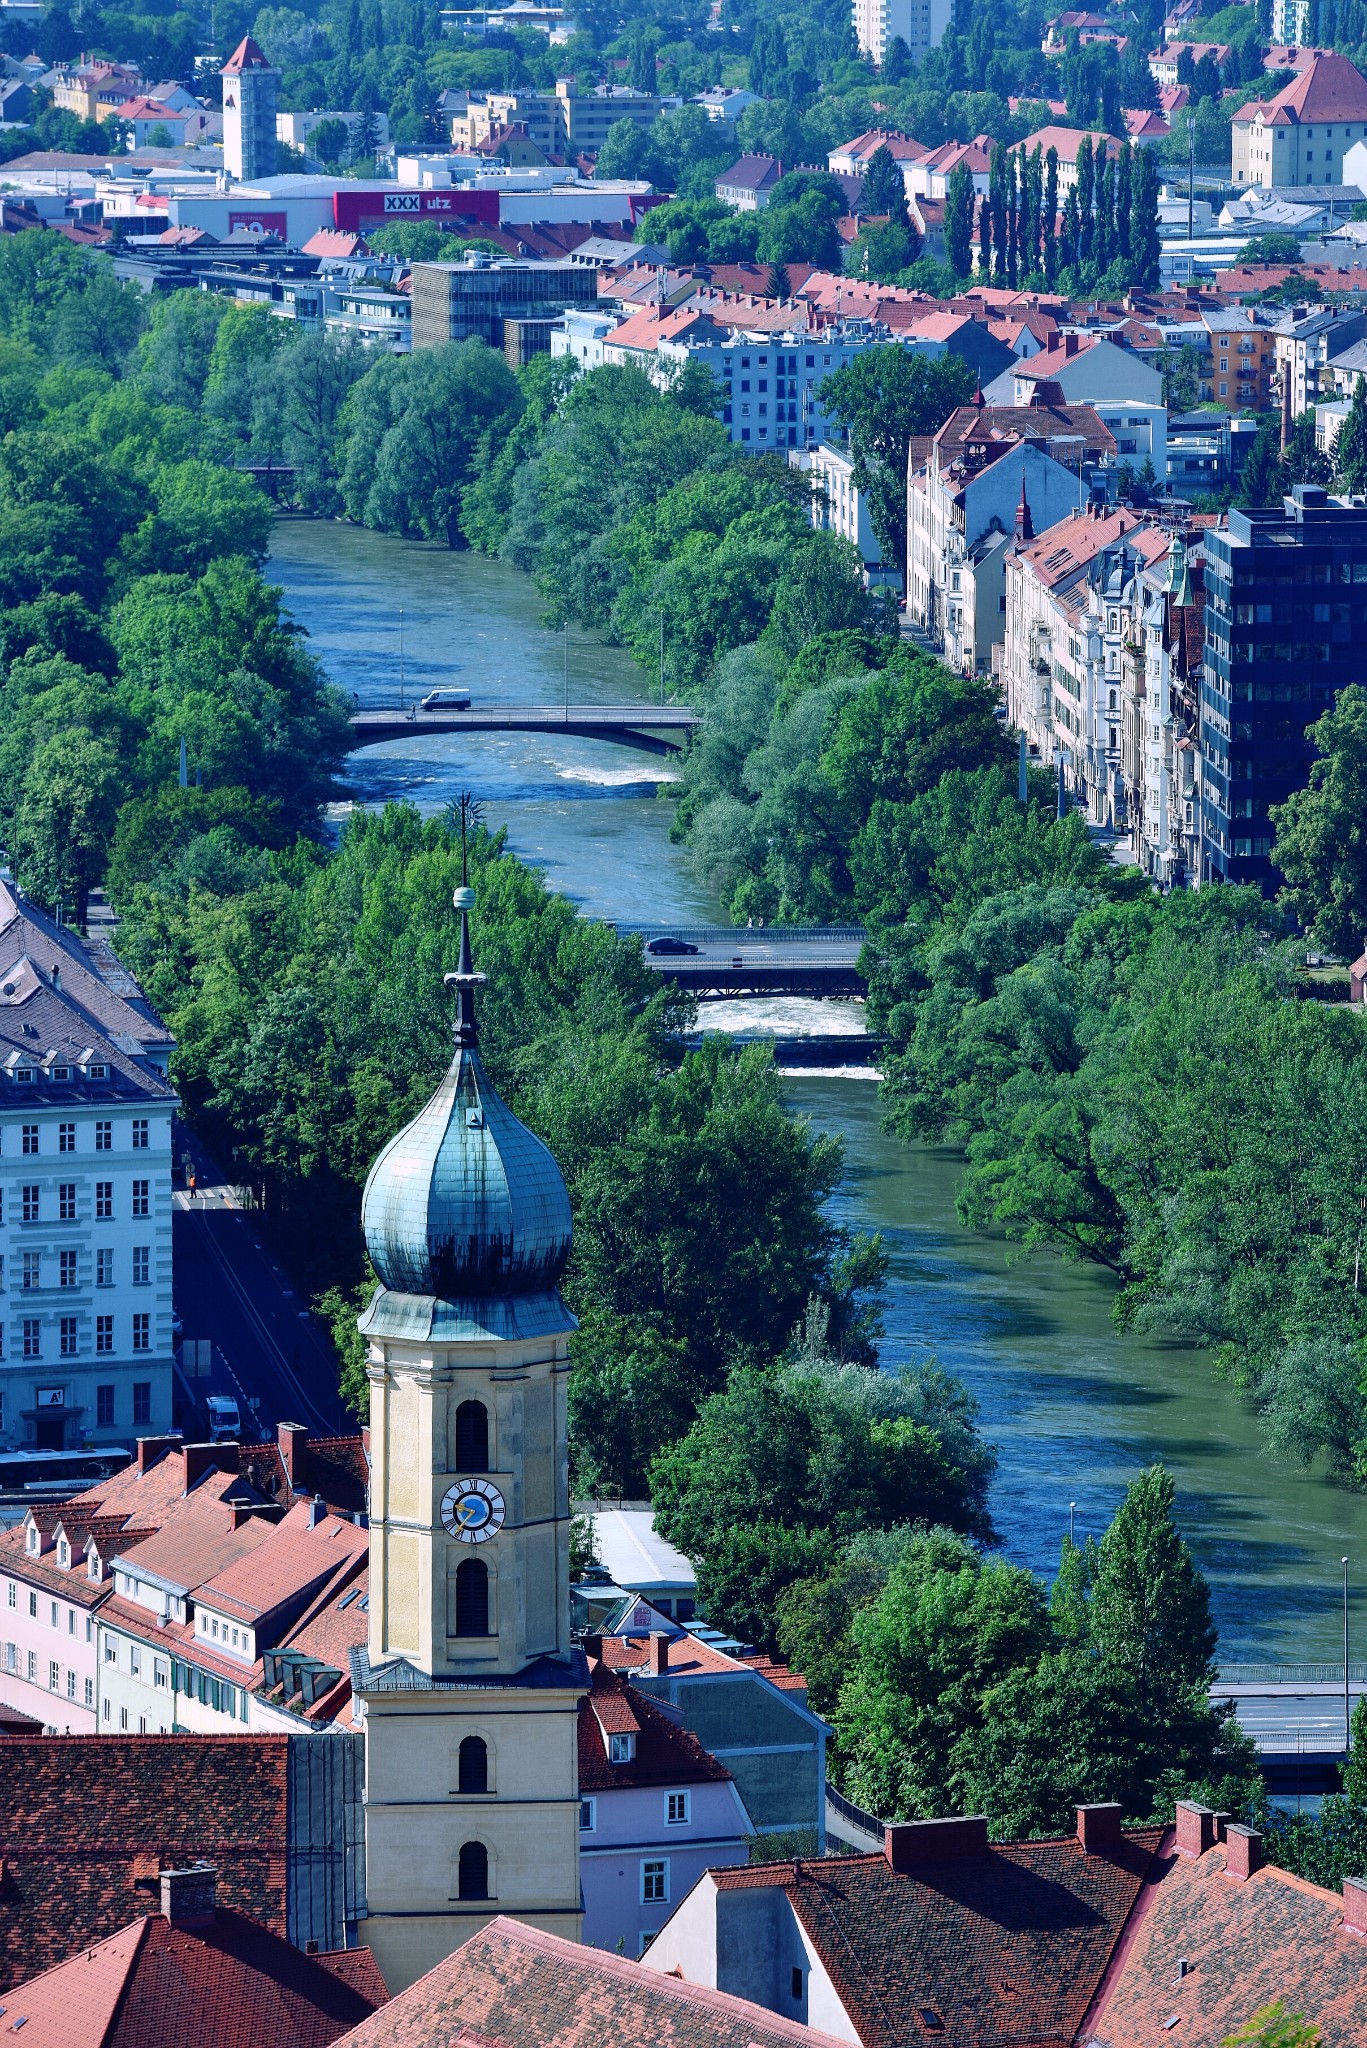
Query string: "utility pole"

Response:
xmin=658 ymin=614 xmax=665 ymax=707
xmin=1018 ymin=729 xmax=1028 ymax=803
xmin=1188 ymin=122 xmax=1195 ymax=245
xmin=563 ymin=620 xmax=569 ymax=720
xmin=398 ymin=609 xmax=405 ymax=711
xmin=1345 ymin=1556 xmax=1353 ymax=1756
xmin=1069 ymin=1499 xmax=1076 ymax=1543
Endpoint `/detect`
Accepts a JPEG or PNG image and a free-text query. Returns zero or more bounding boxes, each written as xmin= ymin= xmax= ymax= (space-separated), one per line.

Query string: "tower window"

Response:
xmin=458 ymin=1840 xmax=489 ymax=1900
xmin=458 ymin=1734 xmax=488 ymax=1793
xmin=456 ymin=1400 xmax=489 ymax=1472
xmin=455 ymin=1558 xmax=489 ymax=1637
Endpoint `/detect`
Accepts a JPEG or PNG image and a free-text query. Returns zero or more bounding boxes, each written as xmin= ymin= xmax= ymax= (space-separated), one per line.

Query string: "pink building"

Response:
xmin=578 ymin=1658 xmax=752 ymax=1958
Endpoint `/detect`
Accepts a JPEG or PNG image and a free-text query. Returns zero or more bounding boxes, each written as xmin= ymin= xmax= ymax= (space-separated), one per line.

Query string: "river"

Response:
xmin=269 ymin=515 xmax=1367 ymax=1665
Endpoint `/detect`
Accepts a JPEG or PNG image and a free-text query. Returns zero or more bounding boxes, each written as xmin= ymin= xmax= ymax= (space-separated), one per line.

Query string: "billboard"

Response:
xmin=332 ymin=187 xmax=500 ymax=232
xmin=228 ymin=209 xmax=288 ymax=235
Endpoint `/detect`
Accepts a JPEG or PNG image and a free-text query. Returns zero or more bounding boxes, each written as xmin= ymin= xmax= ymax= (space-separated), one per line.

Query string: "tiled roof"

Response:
xmin=222 ymin=34 xmax=272 ymax=72
xmin=1234 ymin=49 xmax=1367 ymax=124
xmin=1087 ymin=1841 xmax=1367 ymax=2044
xmin=599 ymin=1632 xmax=746 ymax=1679
xmin=716 ymin=154 xmax=782 ymax=192
xmin=714 ymin=1829 xmax=1167 ymax=2048
xmin=579 ymin=1661 xmax=731 ymax=1792
xmin=200 ymin=1504 xmax=367 ymax=1624
xmin=1018 ymin=124 xmax=1124 ymax=162
xmin=330 ymin=1917 xmax=848 ymax=2048
xmin=0 ymin=1909 xmax=386 ymax=2048
xmin=1015 ymin=505 xmax=1161 ymax=587
xmin=114 ymin=1483 xmax=279 ymax=1596
xmin=933 ymin=400 xmax=1118 ymax=463
xmin=0 ymin=1736 xmax=291 ymax=1990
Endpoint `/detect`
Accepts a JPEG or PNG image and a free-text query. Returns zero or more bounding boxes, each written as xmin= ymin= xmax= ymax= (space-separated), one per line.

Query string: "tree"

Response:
xmin=818 ymin=348 xmax=975 ymax=572
xmin=309 ymin=116 xmax=351 ymax=165
xmin=766 ymin=259 xmax=792 ymax=300
xmin=1271 ymin=683 xmax=1367 ymax=956
xmin=861 ymin=142 xmax=909 ymax=223
xmin=944 ymin=161 xmax=975 ymax=280
xmin=1239 ymin=231 xmax=1302 ymax=265
xmin=10 ymin=728 xmax=122 ymax=925
xmin=1089 ymin=1465 xmax=1216 ymax=1692
xmin=1334 ymin=376 xmax=1367 ymax=494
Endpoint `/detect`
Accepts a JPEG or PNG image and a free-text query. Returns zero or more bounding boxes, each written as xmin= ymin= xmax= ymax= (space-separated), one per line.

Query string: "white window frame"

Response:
xmin=609 ymin=1732 xmax=635 ymax=1764
xmin=579 ymin=1797 xmax=596 ymax=1832
xmin=640 ymin=1859 xmax=669 ymax=1905
xmin=665 ymin=1790 xmax=690 ymax=1826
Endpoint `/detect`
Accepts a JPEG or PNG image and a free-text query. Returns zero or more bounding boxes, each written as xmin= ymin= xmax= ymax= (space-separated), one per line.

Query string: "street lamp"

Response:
xmin=1345 ymin=1556 xmax=1352 ymax=1756
xmin=1069 ymin=1500 xmax=1077 ymax=1544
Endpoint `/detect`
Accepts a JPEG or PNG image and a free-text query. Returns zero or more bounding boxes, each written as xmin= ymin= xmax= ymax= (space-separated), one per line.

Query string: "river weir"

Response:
xmin=269 ymin=514 xmax=1367 ymax=1665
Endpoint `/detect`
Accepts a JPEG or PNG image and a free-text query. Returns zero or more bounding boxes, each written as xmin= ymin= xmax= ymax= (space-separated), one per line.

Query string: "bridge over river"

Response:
xmin=348 ymin=703 xmax=700 ymax=756
xmin=618 ymin=925 xmax=868 ymax=998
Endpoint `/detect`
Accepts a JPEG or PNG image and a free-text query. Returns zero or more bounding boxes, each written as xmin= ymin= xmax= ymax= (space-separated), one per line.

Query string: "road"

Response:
xmin=619 ymin=925 xmax=868 ymax=997
xmin=1212 ymin=1678 xmax=1367 ymax=1753
xmin=171 ymin=1156 xmax=348 ymax=1442
xmin=348 ymin=703 xmax=700 ymax=757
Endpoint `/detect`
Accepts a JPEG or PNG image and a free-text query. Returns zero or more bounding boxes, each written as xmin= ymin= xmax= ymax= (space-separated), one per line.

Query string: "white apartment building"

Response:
xmin=853 ymin=0 xmax=952 ymax=68
xmin=0 ymin=883 xmax=175 ymax=1456
xmin=1231 ymin=51 xmax=1367 ymax=188
xmin=799 ymin=443 xmax=893 ymax=584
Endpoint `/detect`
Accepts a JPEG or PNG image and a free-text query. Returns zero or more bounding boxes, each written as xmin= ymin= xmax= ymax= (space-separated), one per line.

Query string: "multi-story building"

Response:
xmin=852 ymin=0 xmax=952 ymax=69
xmin=989 ymin=335 xmax=1168 ymax=473
xmin=1231 ymin=51 xmax=1367 ymax=189
xmin=221 ymin=36 xmax=278 ymax=184
xmin=907 ymin=400 xmax=1117 ymax=672
xmin=411 ymin=252 xmax=598 ymax=350
xmin=1200 ymin=308 xmax=1278 ymax=412
xmin=50 ymin=60 xmax=141 ymax=124
xmin=0 ymin=883 xmax=175 ymax=1456
xmin=1200 ymin=486 xmax=1367 ymax=890
xmin=449 ymin=80 xmax=671 ymax=158
xmin=799 ymin=442 xmax=893 ymax=586
xmin=1268 ymin=305 xmax=1367 ymax=418
xmin=1131 ymin=531 xmax=1205 ymax=884
xmin=1147 ymin=38 xmax=1231 ymax=86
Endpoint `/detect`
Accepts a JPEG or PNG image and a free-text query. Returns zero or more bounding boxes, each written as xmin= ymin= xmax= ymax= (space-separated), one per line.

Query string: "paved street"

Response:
xmin=620 ymin=925 xmax=868 ymax=996
xmin=172 ymin=1178 xmax=349 ymax=1443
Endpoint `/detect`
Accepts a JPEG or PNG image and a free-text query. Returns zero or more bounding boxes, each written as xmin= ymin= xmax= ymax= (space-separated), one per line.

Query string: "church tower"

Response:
xmin=352 ymin=880 xmax=585 ymax=1995
xmin=220 ymin=35 xmax=278 ymax=183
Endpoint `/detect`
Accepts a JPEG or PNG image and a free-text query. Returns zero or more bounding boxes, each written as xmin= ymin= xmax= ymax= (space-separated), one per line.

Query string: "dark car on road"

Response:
xmin=646 ymin=936 xmax=699 ymax=955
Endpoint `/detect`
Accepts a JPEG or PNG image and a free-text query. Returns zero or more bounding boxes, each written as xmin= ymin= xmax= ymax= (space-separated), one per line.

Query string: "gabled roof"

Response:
xmin=1014 ymin=504 xmax=1167 ymax=589
xmin=708 ymin=1825 xmax=1167 ymax=2048
xmin=716 ymin=154 xmax=782 ymax=193
xmin=579 ymin=1660 xmax=732 ymax=1792
xmin=198 ymin=1502 xmax=367 ymax=1625
xmin=0 ymin=1908 xmax=386 ymax=2048
xmin=221 ymin=35 xmax=273 ymax=73
xmin=832 ymin=128 xmax=926 ymax=163
xmin=330 ymin=1917 xmax=848 ymax=2048
xmin=113 ymin=1478 xmax=279 ymax=1597
xmin=1234 ymin=48 xmax=1367 ymax=124
xmin=1019 ymin=124 xmax=1124 ymax=162
xmin=0 ymin=1737 xmax=292 ymax=1991
xmin=1087 ymin=1836 xmax=1367 ymax=2043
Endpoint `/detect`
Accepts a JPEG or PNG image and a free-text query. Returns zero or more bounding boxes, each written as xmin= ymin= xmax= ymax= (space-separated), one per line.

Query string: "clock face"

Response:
xmin=441 ymin=1478 xmax=506 ymax=1544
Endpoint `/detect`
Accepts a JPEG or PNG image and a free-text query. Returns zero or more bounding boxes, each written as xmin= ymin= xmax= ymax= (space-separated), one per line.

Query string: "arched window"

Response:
xmin=456 ymin=1400 xmax=489 ymax=1471
xmin=458 ymin=1840 xmax=489 ymax=1900
xmin=455 ymin=1558 xmax=489 ymax=1637
xmin=458 ymin=1735 xmax=488 ymax=1794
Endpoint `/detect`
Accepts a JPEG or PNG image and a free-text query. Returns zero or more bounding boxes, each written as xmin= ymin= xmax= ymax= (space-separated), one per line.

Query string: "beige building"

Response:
xmin=354 ymin=884 xmax=583 ymax=1995
xmin=1231 ymin=51 xmax=1367 ymax=187
xmin=450 ymin=79 xmax=669 ymax=157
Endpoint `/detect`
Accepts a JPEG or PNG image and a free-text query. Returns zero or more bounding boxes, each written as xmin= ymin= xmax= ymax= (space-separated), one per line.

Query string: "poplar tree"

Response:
xmin=978 ymin=189 xmax=993 ymax=279
xmin=1061 ymin=183 xmax=1080 ymax=274
xmin=1043 ymin=148 xmax=1059 ymax=284
xmin=1095 ymin=152 xmax=1115 ymax=273
xmin=944 ymin=161 xmax=975 ymax=280
xmin=1115 ymin=142 xmax=1133 ymax=266
xmin=1005 ymin=149 xmax=1019 ymax=287
xmin=1076 ymin=137 xmax=1094 ymax=270
xmin=1129 ymin=144 xmax=1162 ymax=291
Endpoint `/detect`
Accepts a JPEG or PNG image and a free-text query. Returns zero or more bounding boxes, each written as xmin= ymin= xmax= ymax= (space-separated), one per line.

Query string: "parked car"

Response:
xmin=421 ymin=688 xmax=471 ymax=711
xmin=646 ymin=936 xmax=699 ymax=956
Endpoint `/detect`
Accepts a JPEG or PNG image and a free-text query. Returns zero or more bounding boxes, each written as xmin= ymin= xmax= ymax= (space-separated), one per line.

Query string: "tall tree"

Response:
xmin=1334 ymin=375 xmax=1367 ymax=494
xmin=1129 ymin=144 xmax=1162 ymax=290
xmin=944 ymin=162 xmax=975 ymax=281
xmin=979 ymin=189 xmax=993 ymax=280
xmin=1089 ymin=1465 xmax=1216 ymax=1693
xmin=862 ymin=142 xmax=909 ymax=224
xmin=1076 ymin=136 xmax=1095 ymax=271
xmin=818 ymin=347 xmax=976 ymax=572
xmin=1043 ymin=148 xmax=1060 ymax=284
xmin=1271 ymin=683 xmax=1367 ymax=957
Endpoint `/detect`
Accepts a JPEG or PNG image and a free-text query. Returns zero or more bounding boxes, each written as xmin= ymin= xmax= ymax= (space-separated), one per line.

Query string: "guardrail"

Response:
xmin=827 ymin=1784 xmax=885 ymax=1839
xmin=1247 ymin=1730 xmax=1350 ymax=1755
xmin=1215 ymin=1664 xmax=1367 ymax=1685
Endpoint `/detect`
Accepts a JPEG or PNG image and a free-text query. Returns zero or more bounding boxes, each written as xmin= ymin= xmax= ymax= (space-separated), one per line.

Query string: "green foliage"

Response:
xmin=818 ymin=347 xmax=974 ymax=571
xmin=1220 ymin=2008 xmax=1321 ymax=2048
xmin=1272 ymin=684 xmax=1367 ymax=957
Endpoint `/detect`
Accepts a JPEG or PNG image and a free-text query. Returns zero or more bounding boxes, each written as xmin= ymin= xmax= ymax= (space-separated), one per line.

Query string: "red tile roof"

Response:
xmin=714 ymin=1829 xmax=1167 ymax=2048
xmin=1018 ymin=124 xmax=1124 ymax=162
xmin=0 ymin=1736 xmax=291 ymax=1990
xmin=221 ymin=34 xmax=272 ymax=72
xmin=201 ymin=1503 xmax=367 ymax=1624
xmin=330 ymin=1916 xmax=848 ymax=2048
xmin=114 ymin=1485 xmax=279 ymax=1595
xmin=579 ymin=1661 xmax=731 ymax=1792
xmin=1234 ymin=48 xmax=1367 ymax=124
xmin=0 ymin=1908 xmax=386 ymax=2048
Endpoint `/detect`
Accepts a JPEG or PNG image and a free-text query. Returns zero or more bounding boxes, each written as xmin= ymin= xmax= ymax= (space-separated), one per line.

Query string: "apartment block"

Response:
xmin=852 ymin=0 xmax=952 ymax=69
xmin=411 ymin=252 xmax=597 ymax=350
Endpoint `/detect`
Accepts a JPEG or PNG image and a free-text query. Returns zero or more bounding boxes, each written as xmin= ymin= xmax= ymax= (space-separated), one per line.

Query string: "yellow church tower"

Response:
xmin=352 ymin=877 xmax=585 ymax=1994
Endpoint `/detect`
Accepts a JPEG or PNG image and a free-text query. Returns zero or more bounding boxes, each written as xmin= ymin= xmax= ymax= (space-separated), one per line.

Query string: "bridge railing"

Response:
xmin=613 ymin=924 xmax=867 ymax=942
xmin=826 ymin=1784 xmax=885 ymax=1838
xmin=1215 ymin=1663 xmax=1367 ymax=1686
xmin=1246 ymin=1730 xmax=1350 ymax=1754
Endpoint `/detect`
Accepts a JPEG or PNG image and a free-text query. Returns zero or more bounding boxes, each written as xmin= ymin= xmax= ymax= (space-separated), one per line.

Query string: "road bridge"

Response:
xmin=347 ymin=703 xmax=700 ymax=757
xmin=1211 ymin=1666 xmax=1365 ymax=1795
xmin=620 ymin=924 xmax=868 ymax=998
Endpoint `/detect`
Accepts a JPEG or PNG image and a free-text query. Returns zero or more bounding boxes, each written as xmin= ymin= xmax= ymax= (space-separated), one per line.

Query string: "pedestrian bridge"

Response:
xmin=619 ymin=925 xmax=868 ymax=998
xmin=347 ymin=703 xmax=701 ymax=757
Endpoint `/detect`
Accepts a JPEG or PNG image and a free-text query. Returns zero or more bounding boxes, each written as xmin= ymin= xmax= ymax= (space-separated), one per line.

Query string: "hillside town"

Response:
xmin=3 ymin=0 xmax=1367 ymax=2038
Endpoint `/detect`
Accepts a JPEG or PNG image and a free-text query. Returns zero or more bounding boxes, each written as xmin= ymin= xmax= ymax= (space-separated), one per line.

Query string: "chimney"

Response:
xmin=182 ymin=1443 xmax=236 ymax=1492
xmin=1224 ymin=1825 xmax=1263 ymax=1882
xmin=307 ymin=1493 xmax=326 ymax=1529
xmin=1076 ymin=1803 xmax=1124 ymax=1854
xmin=277 ymin=1420 xmax=307 ymax=1484
xmin=160 ymin=1864 xmax=217 ymax=1927
xmin=885 ymin=1816 xmax=989 ymax=1873
xmin=136 ymin=1433 xmax=180 ymax=1476
xmin=1064 ymin=332 xmax=1079 ymax=357
xmin=1344 ymin=1876 xmax=1367 ymax=1936
xmin=582 ymin=1632 xmax=602 ymax=1662
xmin=648 ymin=1632 xmax=670 ymax=1675
xmin=1174 ymin=1801 xmax=1218 ymax=1860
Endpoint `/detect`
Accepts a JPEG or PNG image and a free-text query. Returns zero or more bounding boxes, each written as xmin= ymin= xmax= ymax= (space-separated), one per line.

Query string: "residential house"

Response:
xmin=98 ymin=1491 xmax=368 ymax=1734
xmin=0 ymin=880 xmax=176 ymax=1456
xmin=1003 ymin=502 xmax=1170 ymax=816
xmin=852 ymin=0 xmax=952 ymax=69
xmin=449 ymin=81 xmax=671 ymax=158
xmin=644 ymin=1805 xmax=1168 ymax=2041
xmin=0 ymin=1730 xmax=365 ymax=1986
xmin=828 ymin=128 xmax=928 ymax=183
xmin=1200 ymin=305 xmax=1278 ymax=409
xmin=594 ymin=1621 xmax=829 ymax=1850
xmin=905 ymin=134 xmax=991 ymax=198
xmin=114 ymin=97 xmax=204 ymax=149
xmin=987 ymin=334 xmax=1168 ymax=470
xmin=0 ymin=1865 xmax=387 ymax=2048
xmin=800 ymin=441 xmax=895 ymax=586
xmin=906 ymin=398 xmax=1117 ymax=671
xmin=1131 ymin=528 xmax=1205 ymax=883
xmin=1148 ymin=38 xmax=1231 ymax=85
xmin=330 ymin=1918 xmax=852 ymax=2048
xmin=578 ymin=1658 xmax=751 ymax=1956
xmin=1232 ymin=50 xmax=1367 ymax=187
xmin=1015 ymin=126 xmax=1123 ymax=194
xmin=693 ymin=86 xmax=760 ymax=135
xmin=50 ymin=59 xmax=140 ymax=123
xmin=715 ymin=154 xmax=784 ymax=209
xmin=1267 ymin=302 xmax=1367 ymax=415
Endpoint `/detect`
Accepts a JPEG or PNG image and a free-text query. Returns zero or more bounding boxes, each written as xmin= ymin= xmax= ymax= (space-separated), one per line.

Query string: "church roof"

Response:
xmin=360 ymin=885 xmax=572 ymax=1306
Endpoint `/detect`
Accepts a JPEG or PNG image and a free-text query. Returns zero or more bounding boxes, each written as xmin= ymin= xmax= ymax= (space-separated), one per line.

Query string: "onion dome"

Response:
xmin=361 ymin=886 xmax=572 ymax=1309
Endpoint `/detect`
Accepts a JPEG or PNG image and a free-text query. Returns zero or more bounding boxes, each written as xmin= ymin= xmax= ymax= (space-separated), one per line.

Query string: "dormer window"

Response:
xmin=26 ymin=1524 xmax=38 ymax=1554
xmin=609 ymin=1733 xmax=635 ymax=1764
xmin=50 ymin=1064 xmax=71 ymax=1081
xmin=88 ymin=1063 xmax=107 ymax=1080
xmin=58 ymin=1541 xmax=69 ymax=1567
xmin=14 ymin=1068 xmax=33 ymax=1083
xmin=88 ymin=1553 xmax=101 ymax=1581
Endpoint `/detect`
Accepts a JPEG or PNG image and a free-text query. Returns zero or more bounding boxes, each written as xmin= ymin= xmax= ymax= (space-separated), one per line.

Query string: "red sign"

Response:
xmin=332 ymin=187 xmax=500 ymax=232
xmin=228 ymin=209 xmax=288 ymax=235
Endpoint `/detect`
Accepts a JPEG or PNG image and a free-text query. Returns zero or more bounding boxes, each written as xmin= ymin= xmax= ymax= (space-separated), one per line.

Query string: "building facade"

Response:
xmin=800 ymin=443 xmax=893 ymax=585
xmin=412 ymin=253 xmax=597 ymax=350
xmin=0 ymin=884 xmax=175 ymax=1455
xmin=1232 ymin=51 xmax=1367 ymax=188
xmin=852 ymin=0 xmax=952 ymax=69
xmin=353 ymin=885 xmax=585 ymax=1993
xmin=221 ymin=36 xmax=278 ymax=184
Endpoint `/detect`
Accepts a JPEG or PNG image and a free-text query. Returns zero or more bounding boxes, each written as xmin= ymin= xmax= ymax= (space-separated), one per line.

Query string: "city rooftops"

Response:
xmin=1233 ymin=48 xmax=1367 ymax=125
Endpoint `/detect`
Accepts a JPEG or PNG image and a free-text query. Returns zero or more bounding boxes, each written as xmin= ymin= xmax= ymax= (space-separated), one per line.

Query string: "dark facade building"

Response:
xmin=410 ymin=253 xmax=597 ymax=352
xmin=1201 ymin=485 xmax=1367 ymax=892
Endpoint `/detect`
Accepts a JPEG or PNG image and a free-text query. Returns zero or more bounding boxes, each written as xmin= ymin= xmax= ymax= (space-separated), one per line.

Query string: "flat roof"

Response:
xmin=587 ymin=1508 xmax=696 ymax=1593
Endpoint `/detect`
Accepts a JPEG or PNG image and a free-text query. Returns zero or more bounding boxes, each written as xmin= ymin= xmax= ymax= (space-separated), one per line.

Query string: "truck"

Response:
xmin=204 ymin=1393 xmax=242 ymax=1443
